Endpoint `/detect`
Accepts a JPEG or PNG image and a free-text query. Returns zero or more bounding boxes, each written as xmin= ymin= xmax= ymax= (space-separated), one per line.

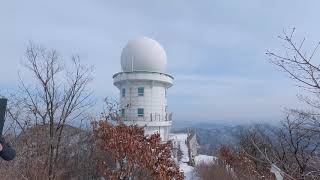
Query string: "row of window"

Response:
xmin=121 ymin=87 xmax=167 ymax=98
xmin=121 ymin=87 xmax=144 ymax=97
xmin=121 ymin=108 xmax=144 ymax=117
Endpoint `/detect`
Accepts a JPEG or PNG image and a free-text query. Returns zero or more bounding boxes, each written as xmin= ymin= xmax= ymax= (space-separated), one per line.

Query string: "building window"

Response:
xmin=122 ymin=88 xmax=125 ymax=97
xmin=121 ymin=109 xmax=125 ymax=117
xmin=138 ymin=87 xmax=144 ymax=96
xmin=137 ymin=108 xmax=144 ymax=117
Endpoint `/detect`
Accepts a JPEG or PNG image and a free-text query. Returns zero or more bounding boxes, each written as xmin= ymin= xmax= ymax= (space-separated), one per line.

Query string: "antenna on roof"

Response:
xmin=131 ymin=56 xmax=134 ymax=72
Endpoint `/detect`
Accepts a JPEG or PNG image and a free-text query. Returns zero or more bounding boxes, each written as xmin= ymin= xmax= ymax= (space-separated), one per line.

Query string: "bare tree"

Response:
xmin=236 ymin=116 xmax=320 ymax=179
xmin=101 ymin=97 xmax=120 ymax=122
xmin=266 ymin=28 xmax=320 ymax=133
xmin=7 ymin=42 xmax=93 ymax=179
xmin=264 ymin=28 xmax=320 ymax=178
xmin=278 ymin=112 xmax=320 ymax=179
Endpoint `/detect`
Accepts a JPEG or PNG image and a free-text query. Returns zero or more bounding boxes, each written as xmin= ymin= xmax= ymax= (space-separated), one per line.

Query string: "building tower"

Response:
xmin=113 ymin=37 xmax=173 ymax=141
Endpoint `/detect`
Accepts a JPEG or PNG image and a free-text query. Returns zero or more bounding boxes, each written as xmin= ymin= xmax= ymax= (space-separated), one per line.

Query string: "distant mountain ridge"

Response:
xmin=172 ymin=122 xmax=277 ymax=154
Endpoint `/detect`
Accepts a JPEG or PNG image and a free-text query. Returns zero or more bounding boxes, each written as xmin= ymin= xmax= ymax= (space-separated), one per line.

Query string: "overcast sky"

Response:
xmin=1 ymin=0 xmax=320 ymax=124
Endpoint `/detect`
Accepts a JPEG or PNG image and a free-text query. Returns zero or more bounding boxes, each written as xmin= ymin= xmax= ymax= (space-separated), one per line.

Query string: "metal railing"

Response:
xmin=119 ymin=112 xmax=172 ymax=122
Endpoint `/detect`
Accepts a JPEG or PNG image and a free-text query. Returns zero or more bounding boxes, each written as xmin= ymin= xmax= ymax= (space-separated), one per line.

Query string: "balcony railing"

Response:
xmin=119 ymin=112 xmax=172 ymax=122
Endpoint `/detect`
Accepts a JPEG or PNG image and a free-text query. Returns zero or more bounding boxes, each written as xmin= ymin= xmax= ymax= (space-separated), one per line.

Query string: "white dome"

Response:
xmin=121 ymin=37 xmax=167 ymax=72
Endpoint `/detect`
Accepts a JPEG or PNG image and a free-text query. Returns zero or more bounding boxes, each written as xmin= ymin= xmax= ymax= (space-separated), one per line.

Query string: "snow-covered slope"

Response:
xmin=170 ymin=133 xmax=216 ymax=180
xmin=170 ymin=134 xmax=194 ymax=179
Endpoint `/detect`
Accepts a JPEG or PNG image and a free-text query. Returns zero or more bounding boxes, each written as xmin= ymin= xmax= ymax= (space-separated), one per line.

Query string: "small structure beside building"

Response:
xmin=186 ymin=130 xmax=198 ymax=166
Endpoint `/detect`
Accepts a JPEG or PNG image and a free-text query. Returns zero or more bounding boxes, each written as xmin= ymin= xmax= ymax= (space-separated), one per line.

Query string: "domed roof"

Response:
xmin=120 ymin=37 xmax=167 ymax=72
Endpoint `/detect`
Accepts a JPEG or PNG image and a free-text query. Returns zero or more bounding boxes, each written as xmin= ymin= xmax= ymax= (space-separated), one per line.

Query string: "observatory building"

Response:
xmin=113 ymin=37 xmax=173 ymax=141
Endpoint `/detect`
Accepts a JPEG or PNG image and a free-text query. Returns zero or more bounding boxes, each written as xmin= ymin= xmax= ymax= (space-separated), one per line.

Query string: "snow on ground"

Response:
xmin=171 ymin=133 xmax=194 ymax=179
xmin=179 ymin=162 xmax=195 ymax=180
xmin=171 ymin=133 xmax=189 ymax=162
xmin=170 ymin=133 xmax=216 ymax=180
xmin=195 ymin=154 xmax=217 ymax=165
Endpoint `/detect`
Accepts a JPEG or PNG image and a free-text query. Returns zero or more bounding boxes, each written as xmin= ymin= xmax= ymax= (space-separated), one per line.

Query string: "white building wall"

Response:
xmin=114 ymin=72 xmax=173 ymax=141
xmin=120 ymin=83 xmax=166 ymax=119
